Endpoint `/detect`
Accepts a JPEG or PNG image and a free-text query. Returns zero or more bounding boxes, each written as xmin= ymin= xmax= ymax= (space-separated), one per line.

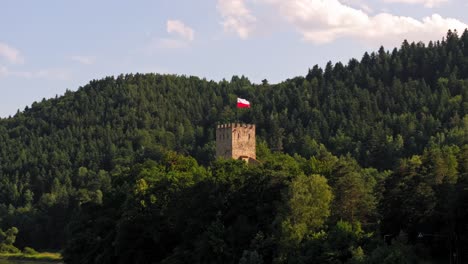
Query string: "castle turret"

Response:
xmin=216 ymin=123 xmax=256 ymax=162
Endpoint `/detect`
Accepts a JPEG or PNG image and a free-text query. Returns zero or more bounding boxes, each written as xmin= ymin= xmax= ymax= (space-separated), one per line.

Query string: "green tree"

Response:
xmin=278 ymin=174 xmax=333 ymax=255
xmin=0 ymin=227 xmax=20 ymax=253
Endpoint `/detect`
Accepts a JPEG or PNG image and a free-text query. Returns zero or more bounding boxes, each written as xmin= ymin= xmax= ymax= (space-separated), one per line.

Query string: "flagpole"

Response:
xmin=235 ymin=98 xmax=239 ymax=123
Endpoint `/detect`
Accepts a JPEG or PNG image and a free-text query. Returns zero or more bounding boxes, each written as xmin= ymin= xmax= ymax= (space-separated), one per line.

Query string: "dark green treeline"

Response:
xmin=0 ymin=30 xmax=466 ymax=262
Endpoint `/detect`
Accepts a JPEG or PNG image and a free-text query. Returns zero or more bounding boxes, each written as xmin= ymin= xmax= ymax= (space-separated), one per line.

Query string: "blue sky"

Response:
xmin=1 ymin=0 xmax=467 ymax=117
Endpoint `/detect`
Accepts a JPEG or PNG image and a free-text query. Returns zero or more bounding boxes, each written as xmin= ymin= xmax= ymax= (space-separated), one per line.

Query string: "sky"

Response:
xmin=1 ymin=0 xmax=468 ymax=117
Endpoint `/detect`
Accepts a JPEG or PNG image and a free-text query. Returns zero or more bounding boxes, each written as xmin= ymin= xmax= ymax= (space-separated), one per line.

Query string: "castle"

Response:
xmin=216 ymin=123 xmax=256 ymax=163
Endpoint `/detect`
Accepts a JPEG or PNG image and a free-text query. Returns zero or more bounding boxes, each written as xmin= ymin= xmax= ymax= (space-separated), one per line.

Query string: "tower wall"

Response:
xmin=216 ymin=124 xmax=233 ymax=159
xmin=216 ymin=123 xmax=256 ymax=160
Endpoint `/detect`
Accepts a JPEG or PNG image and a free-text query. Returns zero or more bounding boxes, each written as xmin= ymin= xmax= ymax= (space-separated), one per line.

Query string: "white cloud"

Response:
xmin=0 ymin=65 xmax=71 ymax=80
xmin=216 ymin=0 xmax=466 ymax=45
xmin=383 ymin=0 xmax=448 ymax=8
xmin=150 ymin=19 xmax=194 ymax=50
xmin=258 ymin=0 xmax=467 ymax=46
xmin=217 ymin=0 xmax=257 ymax=39
xmin=70 ymin=55 xmax=96 ymax=65
xmin=167 ymin=20 xmax=194 ymax=41
xmin=0 ymin=42 xmax=25 ymax=64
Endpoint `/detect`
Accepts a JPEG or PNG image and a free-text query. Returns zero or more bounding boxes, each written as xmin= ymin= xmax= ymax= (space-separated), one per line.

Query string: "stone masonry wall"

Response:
xmin=216 ymin=123 xmax=256 ymax=160
xmin=216 ymin=124 xmax=233 ymax=159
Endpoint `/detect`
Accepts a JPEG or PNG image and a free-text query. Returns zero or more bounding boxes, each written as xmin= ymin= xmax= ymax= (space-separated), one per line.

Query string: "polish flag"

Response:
xmin=237 ymin=98 xmax=251 ymax=108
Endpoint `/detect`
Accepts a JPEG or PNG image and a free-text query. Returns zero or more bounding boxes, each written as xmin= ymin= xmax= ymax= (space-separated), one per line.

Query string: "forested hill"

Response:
xmin=0 ymin=30 xmax=467 ymax=261
xmin=3 ymin=30 xmax=468 ymax=169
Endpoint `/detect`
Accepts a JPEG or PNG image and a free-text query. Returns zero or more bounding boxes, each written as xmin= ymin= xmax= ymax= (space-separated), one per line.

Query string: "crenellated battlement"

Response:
xmin=217 ymin=123 xmax=255 ymax=129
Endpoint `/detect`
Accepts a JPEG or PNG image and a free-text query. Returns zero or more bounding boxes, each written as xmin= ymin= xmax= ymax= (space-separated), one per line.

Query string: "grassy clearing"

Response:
xmin=0 ymin=252 xmax=62 ymax=262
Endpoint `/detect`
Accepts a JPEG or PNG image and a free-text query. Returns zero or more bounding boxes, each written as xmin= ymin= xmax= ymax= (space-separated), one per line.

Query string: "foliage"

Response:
xmin=277 ymin=174 xmax=333 ymax=250
xmin=22 ymin=246 xmax=38 ymax=255
xmin=0 ymin=30 xmax=466 ymax=262
xmin=0 ymin=227 xmax=19 ymax=253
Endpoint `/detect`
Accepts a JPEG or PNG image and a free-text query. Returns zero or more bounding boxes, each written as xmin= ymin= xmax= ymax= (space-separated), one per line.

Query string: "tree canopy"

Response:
xmin=0 ymin=30 xmax=467 ymax=263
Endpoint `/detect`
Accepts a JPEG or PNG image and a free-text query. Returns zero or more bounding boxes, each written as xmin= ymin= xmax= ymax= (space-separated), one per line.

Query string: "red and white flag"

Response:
xmin=237 ymin=98 xmax=251 ymax=108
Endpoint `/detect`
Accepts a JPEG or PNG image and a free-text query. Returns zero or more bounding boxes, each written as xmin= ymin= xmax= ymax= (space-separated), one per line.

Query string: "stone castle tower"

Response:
xmin=216 ymin=123 xmax=256 ymax=162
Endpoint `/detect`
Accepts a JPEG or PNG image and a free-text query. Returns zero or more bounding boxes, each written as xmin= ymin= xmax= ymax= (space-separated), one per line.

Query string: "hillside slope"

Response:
xmin=0 ymin=31 xmax=467 ymax=251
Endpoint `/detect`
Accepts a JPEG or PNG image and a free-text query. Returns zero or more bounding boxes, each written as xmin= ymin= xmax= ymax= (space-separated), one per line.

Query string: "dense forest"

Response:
xmin=0 ymin=30 xmax=467 ymax=263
